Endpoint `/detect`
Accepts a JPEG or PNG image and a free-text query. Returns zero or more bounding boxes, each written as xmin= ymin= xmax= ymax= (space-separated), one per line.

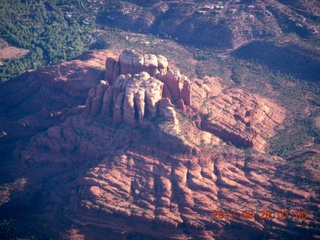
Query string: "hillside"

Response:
xmin=0 ymin=48 xmax=319 ymax=239
xmin=0 ymin=0 xmax=320 ymax=239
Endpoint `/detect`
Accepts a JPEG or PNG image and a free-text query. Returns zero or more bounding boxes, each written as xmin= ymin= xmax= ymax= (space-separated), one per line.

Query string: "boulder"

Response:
xmin=143 ymin=54 xmax=159 ymax=77
xmin=157 ymin=55 xmax=168 ymax=75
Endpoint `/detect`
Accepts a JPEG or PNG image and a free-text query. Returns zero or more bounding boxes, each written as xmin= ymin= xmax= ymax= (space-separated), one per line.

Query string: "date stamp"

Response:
xmin=212 ymin=210 xmax=308 ymax=220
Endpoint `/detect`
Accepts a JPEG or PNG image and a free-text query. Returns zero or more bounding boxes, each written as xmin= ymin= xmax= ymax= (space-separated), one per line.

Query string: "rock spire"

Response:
xmin=85 ymin=50 xmax=191 ymax=126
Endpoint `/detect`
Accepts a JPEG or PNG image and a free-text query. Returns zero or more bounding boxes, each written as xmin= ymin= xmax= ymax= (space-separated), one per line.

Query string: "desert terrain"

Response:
xmin=0 ymin=0 xmax=320 ymax=239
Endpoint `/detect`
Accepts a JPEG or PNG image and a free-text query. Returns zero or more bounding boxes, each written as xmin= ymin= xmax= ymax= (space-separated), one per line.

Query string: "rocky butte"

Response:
xmin=0 ymin=49 xmax=319 ymax=239
xmin=84 ymin=49 xmax=284 ymax=152
xmin=85 ymin=50 xmax=191 ymax=127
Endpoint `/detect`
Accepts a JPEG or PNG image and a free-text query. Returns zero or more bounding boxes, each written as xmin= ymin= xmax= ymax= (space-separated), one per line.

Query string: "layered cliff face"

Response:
xmin=86 ymin=50 xmax=191 ymax=126
xmin=85 ymin=50 xmax=284 ymax=151
xmin=191 ymin=77 xmax=286 ymax=152
xmin=18 ymin=110 xmax=319 ymax=240
xmin=1 ymin=49 xmax=319 ymax=240
xmin=105 ymin=50 xmax=191 ymax=104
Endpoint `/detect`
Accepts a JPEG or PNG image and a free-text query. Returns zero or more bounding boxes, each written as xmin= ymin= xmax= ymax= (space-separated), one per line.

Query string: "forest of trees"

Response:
xmin=0 ymin=0 xmax=92 ymax=82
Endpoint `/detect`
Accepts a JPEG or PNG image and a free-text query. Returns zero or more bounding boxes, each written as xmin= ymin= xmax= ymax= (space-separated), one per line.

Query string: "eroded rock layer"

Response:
xmin=191 ymin=77 xmax=286 ymax=152
xmin=105 ymin=49 xmax=191 ymax=104
xmin=1 ymin=50 xmax=319 ymax=240
xmin=86 ymin=51 xmax=286 ymax=150
xmin=19 ymin=114 xmax=319 ymax=240
xmin=86 ymin=72 xmax=177 ymax=126
xmin=87 ymin=50 xmax=192 ymax=126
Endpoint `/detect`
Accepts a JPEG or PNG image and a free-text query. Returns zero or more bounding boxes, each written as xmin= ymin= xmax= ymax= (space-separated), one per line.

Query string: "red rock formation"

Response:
xmin=156 ymin=55 xmax=168 ymax=75
xmin=118 ymin=50 xmax=137 ymax=75
xmin=87 ymin=50 xmax=195 ymax=126
xmin=123 ymin=89 xmax=136 ymax=127
xmin=142 ymin=53 xmax=159 ymax=76
xmin=162 ymin=85 xmax=171 ymax=99
xmin=105 ymin=57 xmax=117 ymax=85
xmin=181 ymin=79 xmax=191 ymax=106
xmin=17 ymin=112 xmax=317 ymax=239
xmin=159 ymin=98 xmax=176 ymax=122
xmin=2 ymin=49 xmax=318 ymax=240
xmin=101 ymin=87 xmax=113 ymax=116
xmin=90 ymin=81 xmax=109 ymax=115
xmin=113 ymin=92 xmax=125 ymax=123
xmin=158 ymin=68 xmax=181 ymax=102
xmin=104 ymin=50 xmax=191 ymax=106
xmin=89 ymin=51 xmax=286 ymax=153
xmin=191 ymin=77 xmax=286 ymax=152
xmin=135 ymin=88 xmax=145 ymax=121
xmin=176 ymin=99 xmax=186 ymax=111
xmin=87 ymin=72 xmax=176 ymax=126
xmin=85 ymin=88 xmax=96 ymax=114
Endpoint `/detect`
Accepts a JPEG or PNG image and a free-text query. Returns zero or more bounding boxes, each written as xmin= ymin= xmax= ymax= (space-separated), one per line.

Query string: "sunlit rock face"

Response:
xmin=86 ymin=50 xmax=192 ymax=126
xmin=189 ymin=77 xmax=286 ymax=152
xmin=2 ymin=49 xmax=318 ymax=240
xmin=86 ymin=50 xmax=287 ymax=152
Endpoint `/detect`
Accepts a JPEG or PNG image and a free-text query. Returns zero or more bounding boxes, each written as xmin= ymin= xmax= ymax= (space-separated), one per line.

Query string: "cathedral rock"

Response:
xmin=85 ymin=50 xmax=191 ymax=127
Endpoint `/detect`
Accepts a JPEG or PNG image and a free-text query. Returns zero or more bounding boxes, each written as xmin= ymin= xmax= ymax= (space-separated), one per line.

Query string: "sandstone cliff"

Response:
xmin=86 ymin=50 xmax=191 ymax=126
xmin=18 ymin=112 xmax=318 ymax=240
xmin=105 ymin=50 xmax=190 ymax=105
xmin=191 ymin=77 xmax=286 ymax=152
xmin=85 ymin=50 xmax=286 ymax=151
xmin=1 ymin=49 xmax=318 ymax=240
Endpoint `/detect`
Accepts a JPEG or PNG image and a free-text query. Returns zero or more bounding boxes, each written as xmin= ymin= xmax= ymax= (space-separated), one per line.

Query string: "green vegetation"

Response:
xmin=223 ymin=52 xmax=320 ymax=159
xmin=0 ymin=219 xmax=14 ymax=240
xmin=0 ymin=0 xmax=92 ymax=82
xmin=1 ymin=0 xmax=319 ymax=162
xmin=0 ymin=38 xmax=9 ymax=49
xmin=183 ymin=40 xmax=320 ymax=160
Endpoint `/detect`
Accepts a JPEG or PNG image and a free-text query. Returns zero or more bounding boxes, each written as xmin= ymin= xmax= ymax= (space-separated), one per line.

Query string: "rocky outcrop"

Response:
xmin=158 ymin=69 xmax=181 ymax=102
xmin=181 ymin=79 xmax=191 ymax=106
xmin=159 ymin=98 xmax=177 ymax=123
xmin=85 ymin=80 xmax=109 ymax=115
xmin=111 ymin=50 xmax=162 ymax=79
xmin=105 ymin=57 xmax=119 ymax=86
xmin=2 ymin=49 xmax=319 ymax=240
xmin=104 ymin=50 xmax=190 ymax=106
xmin=86 ymin=72 xmax=174 ymax=127
xmin=191 ymin=77 xmax=286 ymax=152
xmin=0 ymin=50 xmax=112 ymax=117
xmin=86 ymin=50 xmax=192 ymax=126
xmin=18 ymin=109 xmax=317 ymax=239
xmin=86 ymin=51 xmax=286 ymax=151
xmin=15 ymin=105 xmax=318 ymax=239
